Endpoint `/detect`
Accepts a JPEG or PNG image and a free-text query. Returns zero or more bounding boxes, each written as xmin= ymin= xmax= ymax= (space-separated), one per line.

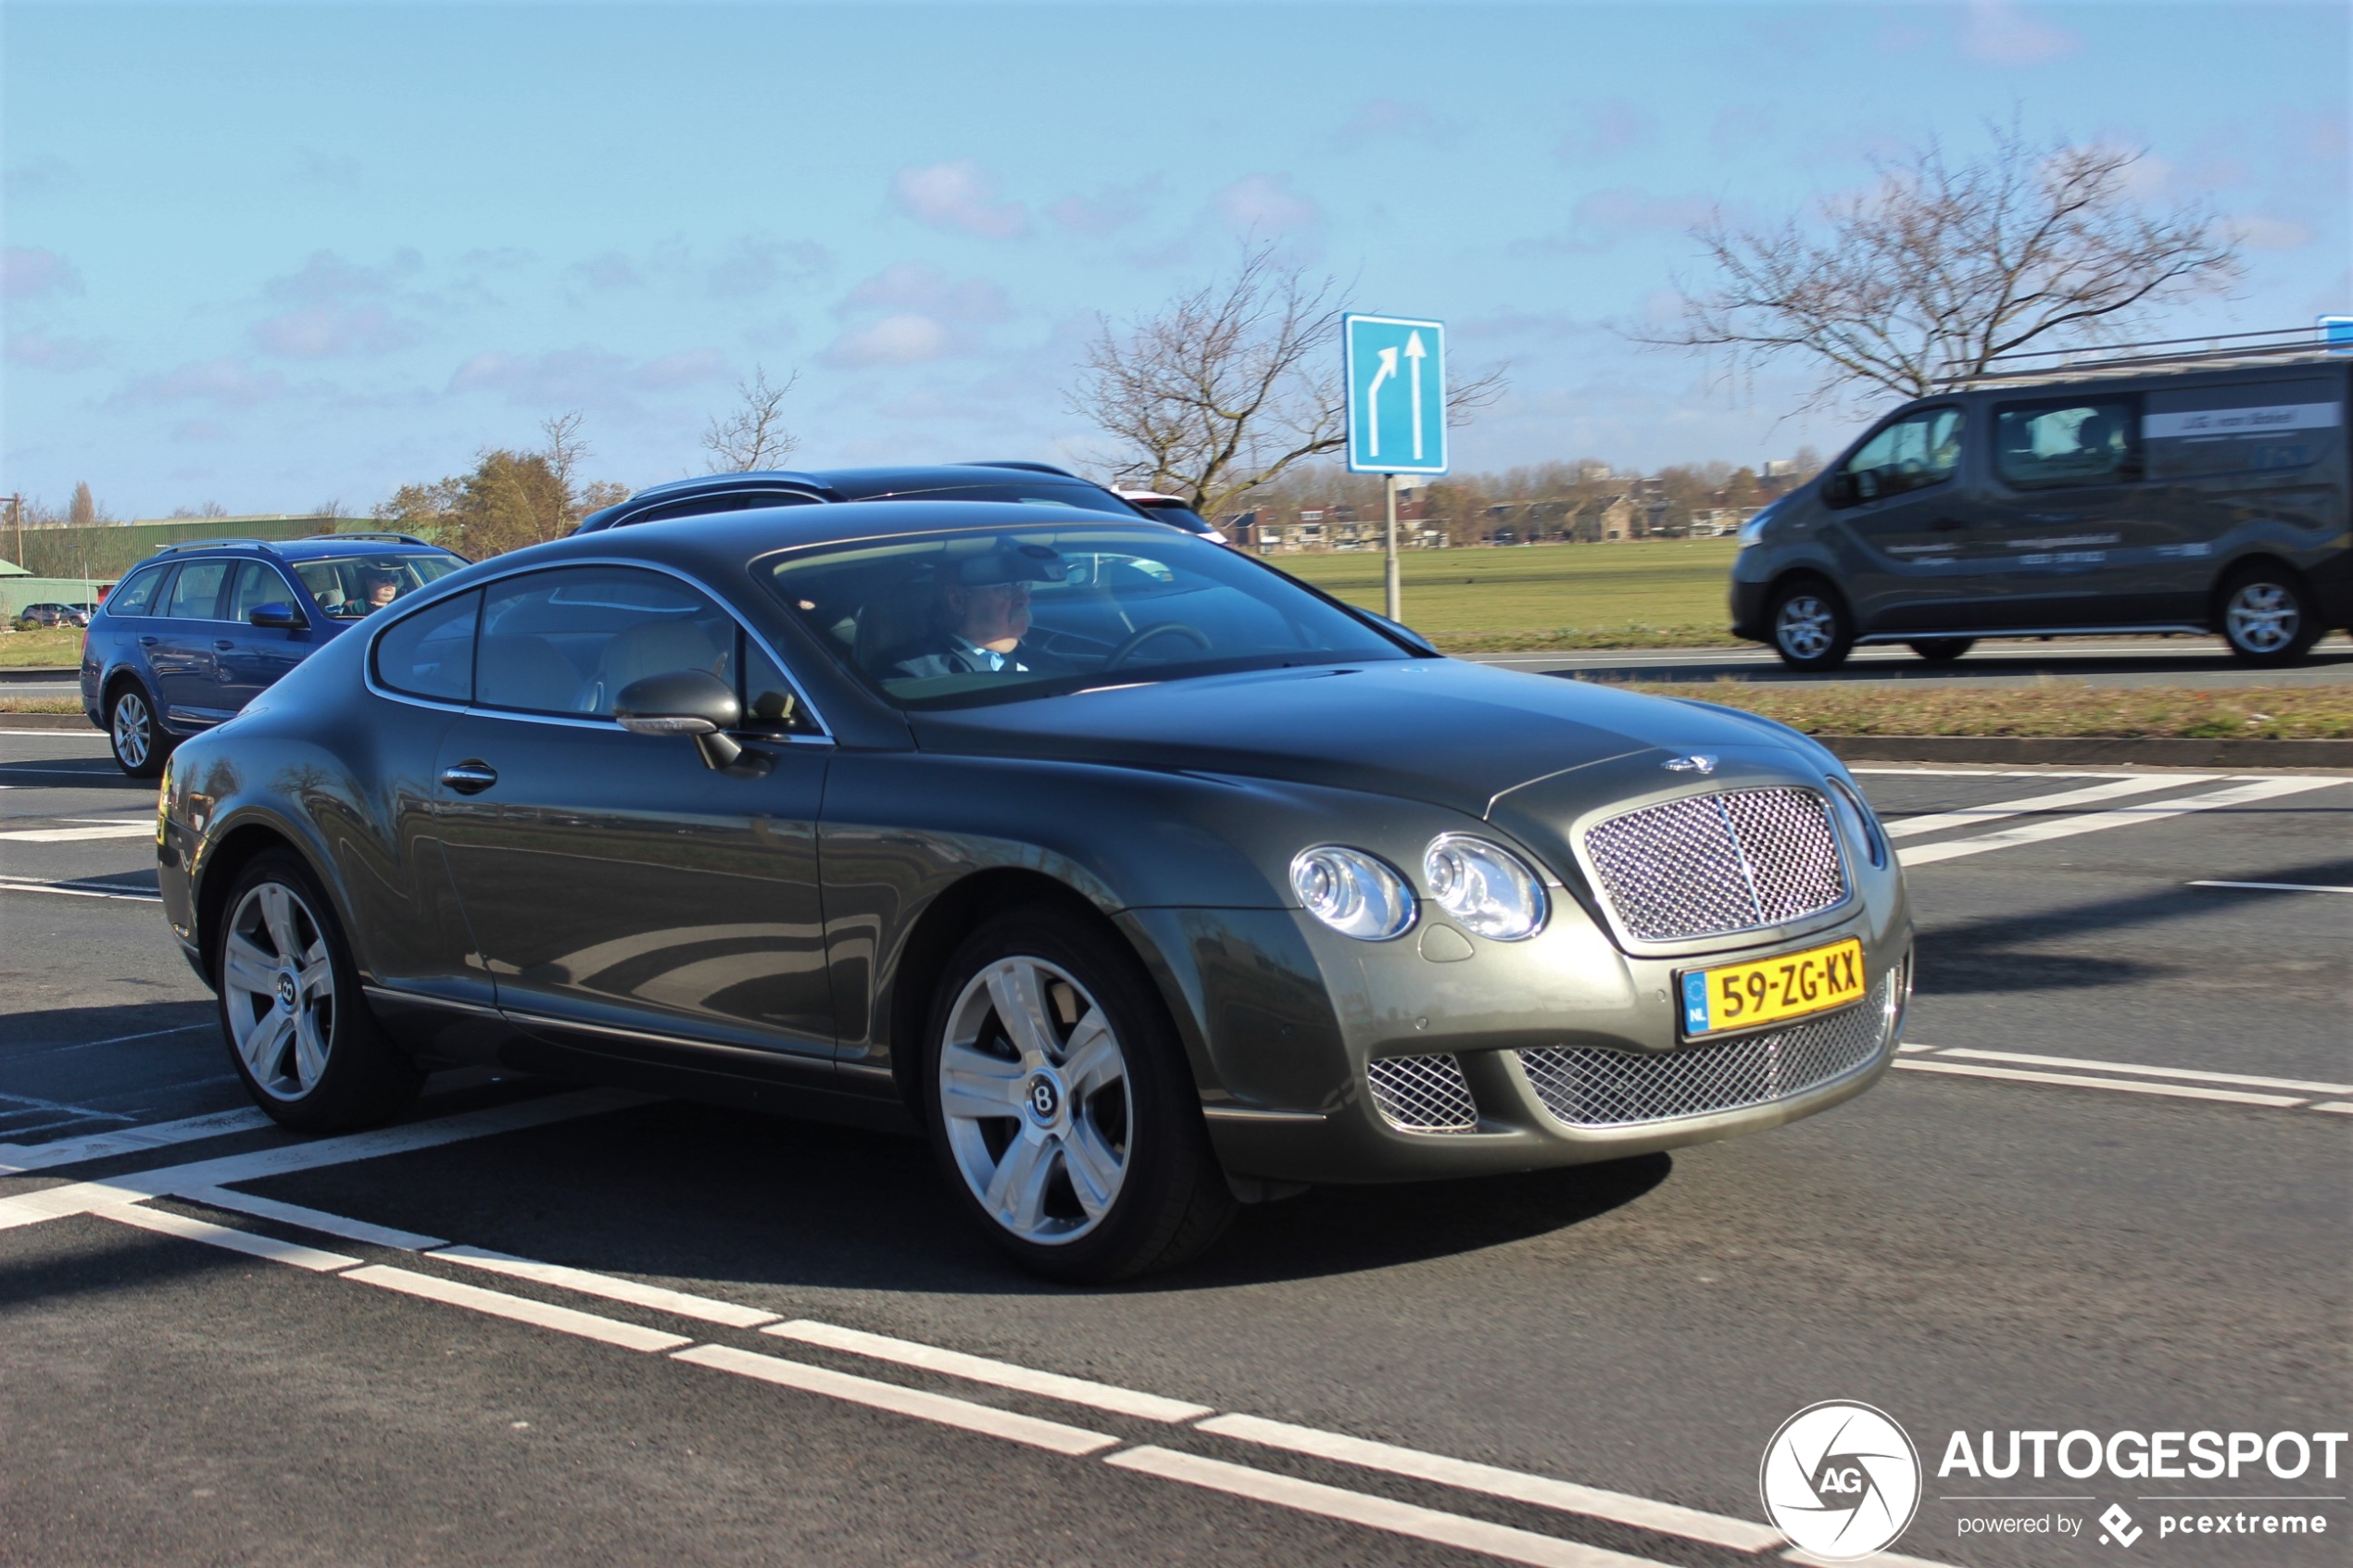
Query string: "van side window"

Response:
xmin=1995 ymin=398 xmax=2141 ymax=490
xmin=1830 ymin=408 xmax=1964 ymax=507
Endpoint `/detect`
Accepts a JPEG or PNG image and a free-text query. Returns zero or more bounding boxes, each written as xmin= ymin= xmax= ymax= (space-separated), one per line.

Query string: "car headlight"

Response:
xmin=1290 ymin=847 xmax=1416 ymax=941
xmin=1736 ymin=510 xmax=1773 ymax=549
xmin=1824 ymin=775 xmax=1886 ymax=869
xmin=1422 ymin=834 xmax=1548 ymax=941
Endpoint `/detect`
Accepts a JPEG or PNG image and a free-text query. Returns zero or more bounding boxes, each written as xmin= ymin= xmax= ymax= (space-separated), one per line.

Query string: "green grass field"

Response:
xmin=0 ymin=627 xmax=82 ymax=668
xmin=1273 ymin=538 xmax=1743 ymax=649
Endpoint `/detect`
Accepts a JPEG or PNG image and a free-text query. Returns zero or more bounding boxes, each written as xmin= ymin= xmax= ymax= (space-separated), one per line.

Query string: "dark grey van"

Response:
xmin=1730 ymin=344 xmax=2350 ymax=669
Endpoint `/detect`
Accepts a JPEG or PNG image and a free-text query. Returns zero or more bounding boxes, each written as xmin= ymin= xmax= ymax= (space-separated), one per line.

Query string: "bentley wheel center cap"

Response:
xmin=1024 ymin=1071 xmax=1063 ymax=1126
xmin=276 ymin=972 xmax=299 ymax=1010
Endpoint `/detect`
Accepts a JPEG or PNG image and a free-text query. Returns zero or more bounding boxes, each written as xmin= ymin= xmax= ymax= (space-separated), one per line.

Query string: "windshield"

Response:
xmin=293 ymin=553 xmax=463 ymax=619
xmin=766 ymin=524 xmax=1409 ymax=709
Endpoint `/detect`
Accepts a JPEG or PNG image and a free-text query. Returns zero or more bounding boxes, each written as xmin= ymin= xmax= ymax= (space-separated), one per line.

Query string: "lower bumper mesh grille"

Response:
xmin=1517 ymin=966 xmax=1900 ymax=1129
xmin=1366 ymin=1053 xmax=1478 ymax=1133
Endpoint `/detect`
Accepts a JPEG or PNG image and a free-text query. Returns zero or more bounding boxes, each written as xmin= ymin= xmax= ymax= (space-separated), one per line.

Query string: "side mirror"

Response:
xmin=248 ymin=602 xmax=307 ymax=630
xmin=1821 ymin=470 xmax=1856 ymax=508
xmin=613 ymin=668 xmax=766 ymax=773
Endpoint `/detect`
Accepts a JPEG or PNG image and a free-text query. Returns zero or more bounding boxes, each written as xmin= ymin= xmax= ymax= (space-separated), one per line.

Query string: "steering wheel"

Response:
xmin=1102 ymin=621 xmax=1211 ymax=671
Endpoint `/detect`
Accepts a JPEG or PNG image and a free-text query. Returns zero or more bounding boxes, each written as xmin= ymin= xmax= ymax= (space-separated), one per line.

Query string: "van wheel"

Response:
xmin=108 ymin=684 xmax=169 ymax=778
xmin=1906 ymin=639 xmax=1973 ymax=663
xmin=2219 ymin=567 xmax=2319 ymax=667
xmin=924 ymin=907 xmax=1233 ymax=1282
xmin=1769 ymin=581 xmax=1854 ymax=671
xmin=216 ymin=850 xmax=422 ymax=1131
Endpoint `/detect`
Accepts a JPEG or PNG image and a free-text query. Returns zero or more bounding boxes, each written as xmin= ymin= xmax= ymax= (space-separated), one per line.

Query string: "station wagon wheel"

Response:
xmin=108 ymin=685 xmax=164 ymax=778
xmin=1768 ymin=580 xmax=1854 ymax=672
xmin=215 ymin=850 xmax=422 ymax=1131
xmin=2219 ymin=567 xmax=2319 ymax=667
xmin=925 ymin=908 xmax=1233 ymax=1281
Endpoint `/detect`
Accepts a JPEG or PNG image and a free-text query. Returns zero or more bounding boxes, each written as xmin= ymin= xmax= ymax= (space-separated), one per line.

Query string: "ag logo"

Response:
xmin=1759 ymin=1400 xmax=1922 ymax=1561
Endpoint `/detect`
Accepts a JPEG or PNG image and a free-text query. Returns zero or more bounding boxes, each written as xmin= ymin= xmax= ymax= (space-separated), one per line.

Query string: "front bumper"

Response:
xmin=1729 ymin=575 xmax=1768 ymax=642
xmin=1128 ymin=887 xmax=1913 ymax=1185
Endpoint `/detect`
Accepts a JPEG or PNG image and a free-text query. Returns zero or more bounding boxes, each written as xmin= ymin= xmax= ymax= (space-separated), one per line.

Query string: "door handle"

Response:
xmin=438 ymin=761 xmax=498 ymax=796
xmin=213 ymin=640 xmax=235 ymax=650
xmin=138 ymin=635 xmax=159 ymax=646
xmin=2024 ymin=512 xmax=2082 ymax=525
xmin=1930 ymin=517 xmax=1967 ymax=531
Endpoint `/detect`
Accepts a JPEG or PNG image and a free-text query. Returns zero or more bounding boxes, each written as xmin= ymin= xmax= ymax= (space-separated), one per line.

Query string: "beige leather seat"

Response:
xmin=583 ymin=618 xmax=727 ymax=714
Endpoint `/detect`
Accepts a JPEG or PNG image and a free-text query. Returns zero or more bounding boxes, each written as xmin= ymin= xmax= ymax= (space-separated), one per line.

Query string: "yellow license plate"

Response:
xmin=1680 ymin=938 xmax=1866 ymax=1038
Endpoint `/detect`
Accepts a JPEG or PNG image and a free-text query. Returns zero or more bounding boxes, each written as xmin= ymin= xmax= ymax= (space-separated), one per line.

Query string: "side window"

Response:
xmin=1995 ymin=398 xmax=2140 ymax=490
xmin=739 ymin=633 xmax=816 ymax=734
xmin=374 ymin=591 xmax=480 ymax=703
xmin=476 ymin=566 xmax=736 ymax=718
xmin=227 ymin=562 xmax=296 ymax=622
xmin=1831 ymin=407 xmax=1966 ymax=506
xmin=106 ymin=564 xmax=170 ymax=618
xmin=164 ymin=559 xmax=232 ymax=620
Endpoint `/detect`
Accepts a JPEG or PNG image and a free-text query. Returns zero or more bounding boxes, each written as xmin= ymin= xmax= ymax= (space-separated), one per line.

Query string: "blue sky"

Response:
xmin=4 ymin=1 xmax=2346 ymax=518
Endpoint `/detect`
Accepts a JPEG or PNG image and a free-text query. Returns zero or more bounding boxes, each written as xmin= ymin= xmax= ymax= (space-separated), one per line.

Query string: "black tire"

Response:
xmin=1768 ymin=580 xmax=1855 ymax=672
xmin=1906 ymin=638 xmax=1973 ymax=664
xmin=2217 ymin=565 xmax=2320 ymax=667
xmin=922 ymin=905 xmax=1233 ymax=1282
xmin=214 ymin=849 xmax=422 ymax=1132
xmin=107 ymin=683 xmax=169 ymax=778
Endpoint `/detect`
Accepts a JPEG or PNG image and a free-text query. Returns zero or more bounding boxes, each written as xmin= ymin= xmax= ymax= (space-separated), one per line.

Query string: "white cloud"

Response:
xmin=1047 ymin=178 xmax=1162 ymax=237
xmin=823 ymin=314 xmax=954 ymax=368
xmin=3 ymin=246 xmax=82 ymax=301
xmin=837 ymin=262 xmax=1011 ymax=322
xmin=707 ymin=235 xmax=829 ymax=298
xmin=6 ymin=331 xmax=104 ymax=371
xmin=1959 ymin=1 xmax=2082 ymax=66
xmin=891 ymin=160 xmax=1028 ymax=240
xmin=1214 ymin=173 xmax=1320 ymax=234
xmin=251 ymin=304 xmax=419 ymax=359
xmin=120 ymin=357 xmax=286 ymax=408
xmin=448 ymin=346 xmax=633 ymax=405
xmin=635 ymin=348 xmax=728 ymax=388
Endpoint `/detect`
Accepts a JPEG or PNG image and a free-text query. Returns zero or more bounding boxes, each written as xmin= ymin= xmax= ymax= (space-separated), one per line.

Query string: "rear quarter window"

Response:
xmin=104 ymin=564 xmax=170 ymax=618
xmin=2144 ymin=377 xmax=2343 ymax=479
xmin=373 ymin=591 xmax=480 ymax=703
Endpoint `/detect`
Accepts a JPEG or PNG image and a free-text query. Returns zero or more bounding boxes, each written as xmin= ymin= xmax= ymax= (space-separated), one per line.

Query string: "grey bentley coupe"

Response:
xmin=156 ymin=500 xmax=1914 ymax=1279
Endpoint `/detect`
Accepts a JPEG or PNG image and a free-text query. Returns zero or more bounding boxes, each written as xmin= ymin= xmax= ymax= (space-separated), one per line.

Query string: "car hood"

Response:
xmin=903 ymin=659 xmax=1818 ymax=822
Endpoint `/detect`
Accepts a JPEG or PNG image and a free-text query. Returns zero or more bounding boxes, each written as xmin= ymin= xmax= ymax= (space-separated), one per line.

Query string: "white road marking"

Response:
xmin=1785 ymin=1548 xmax=1967 ymax=1568
xmin=673 ymin=1342 xmax=1119 ymax=1456
xmin=0 ymin=1088 xmax=135 ymax=1124
xmin=434 ymin=1245 xmax=782 ymax=1330
xmin=1897 ymin=776 xmax=2347 ymax=866
xmin=1852 ymin=768 xmax=2142 ymax=778
xmin=0 ymin=1106 xmax=272 ymax=1173
xmin=0 ymin=822 xmax=156 ymax=841
xmin=1196 ymin=1412 xmax=1780 ymax=1551
xmin=0 ymin=1088 xmax=641 ymax=1231
xmin=182 ymin=1186 xmax=449 ymax=1251
xmin=2310 ymin=1102 xmax=2353 ymax=1115
xmin=0 ymin=872 xmax=162 ymax=901
xmin=2189 ymin=879 xmax=2353 ymax=895
xmin=765 ymin=1318 xmax=1213 ymax=1424
xmin=9 ymin=1021 xmax=216 ymax=1054
xmin=1884 ymin=774 xmax=2213 ymax=839
xmin=346 ymin=1263 xmax=694 ymax=1352
xmin=1927 ymin=1047 xmax=2352 ymax=1097
xmin=1895 ymin=1059 xmax=2307 ymax=1108
xmin=1105 ymin=1446 xmax=1673 ymax=1568
xmin=106 ymin=1204 xmax=359 ymax=1271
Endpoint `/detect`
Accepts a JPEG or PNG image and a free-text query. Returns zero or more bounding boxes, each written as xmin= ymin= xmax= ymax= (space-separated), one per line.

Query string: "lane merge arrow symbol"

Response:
xmin=1365 ymin=346 xmax=1398 ymax=459
xmin=1403 ymin=331 xmax=1427 ymax=461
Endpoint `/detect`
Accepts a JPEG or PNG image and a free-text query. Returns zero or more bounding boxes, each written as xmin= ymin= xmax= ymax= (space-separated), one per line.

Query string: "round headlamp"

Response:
xmin=1290 ymin=847 xmax=1416 ymax=941
xmin=1423 ymin=835 xmax=1548 ymax=941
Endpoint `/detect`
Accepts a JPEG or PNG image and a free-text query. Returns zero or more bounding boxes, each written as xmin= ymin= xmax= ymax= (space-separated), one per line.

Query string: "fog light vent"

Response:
xmin=1366 ymin=1053 xmax=1478 ymax=1133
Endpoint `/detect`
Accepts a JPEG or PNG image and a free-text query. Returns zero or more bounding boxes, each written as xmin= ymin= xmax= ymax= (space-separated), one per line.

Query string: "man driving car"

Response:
xmin=890 ymin=543 xmax=1068 ymax=678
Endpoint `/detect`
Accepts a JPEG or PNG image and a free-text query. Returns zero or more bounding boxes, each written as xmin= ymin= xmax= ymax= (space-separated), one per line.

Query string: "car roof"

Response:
xmin=575 ymin=463 xmax=1135 ymax=533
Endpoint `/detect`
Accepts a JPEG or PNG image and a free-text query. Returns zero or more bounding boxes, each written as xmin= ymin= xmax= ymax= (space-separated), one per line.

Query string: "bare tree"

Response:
xmin=1644 ymin=123 xmax=2242 ymax=410
xmin=1071 ymin=245 xmax=1505 ymax=521
xmin=701 ymin=366 xmax=800 ymax=471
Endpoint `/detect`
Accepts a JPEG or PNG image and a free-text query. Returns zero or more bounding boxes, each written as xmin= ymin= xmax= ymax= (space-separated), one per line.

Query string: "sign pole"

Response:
xmin=1383 ymin=473 xmax=1401 ymax=621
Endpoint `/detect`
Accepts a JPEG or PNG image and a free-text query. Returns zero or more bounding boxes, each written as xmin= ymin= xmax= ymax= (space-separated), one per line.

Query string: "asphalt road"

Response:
xmin=3 ymin=725 xmax=2347 ymax=1568
xmin=1464 ymin=633 xmax=2353 ymax=688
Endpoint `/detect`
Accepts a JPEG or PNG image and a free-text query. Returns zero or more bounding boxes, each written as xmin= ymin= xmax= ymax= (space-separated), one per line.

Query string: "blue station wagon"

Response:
xmin=81 ymin=533 xmax=467 ymax=776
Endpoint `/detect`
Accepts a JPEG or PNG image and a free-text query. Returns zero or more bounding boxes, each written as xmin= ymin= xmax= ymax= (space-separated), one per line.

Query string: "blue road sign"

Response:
xmin=2322 ymin=315 xmax=2353 ymax=355
xmin=1344 ymin=314 xmax=1447 ymax=474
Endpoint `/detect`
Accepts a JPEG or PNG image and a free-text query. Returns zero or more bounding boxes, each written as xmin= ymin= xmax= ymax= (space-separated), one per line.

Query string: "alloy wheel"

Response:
xmin=2224 ymin=582 xmax=2298 ymax=656
xmin=937 ymin=956 xmax=1132 ymax=1246
xmin=221 ymin=880 xmax=338 ymax=1101
xmin=112 ymin=691 xmax=152 ymax=771
xmin=1776 ymin=595 xmax=1836 ymax=660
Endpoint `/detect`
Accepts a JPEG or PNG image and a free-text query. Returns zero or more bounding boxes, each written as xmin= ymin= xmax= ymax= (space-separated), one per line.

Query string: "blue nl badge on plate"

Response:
xmin=1681 ymin=972 xmax=1710 ymax=1035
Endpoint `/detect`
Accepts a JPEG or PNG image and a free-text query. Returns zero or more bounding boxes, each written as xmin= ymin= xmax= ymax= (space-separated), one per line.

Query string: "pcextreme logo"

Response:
xmin=1760 ymin=1400 xmax=1923 ymax=1562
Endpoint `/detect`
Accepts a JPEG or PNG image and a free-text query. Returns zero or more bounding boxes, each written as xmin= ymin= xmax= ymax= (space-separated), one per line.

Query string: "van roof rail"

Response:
xmin=151 ymin=537 xmax=281 ymax=556
xmin=307 ymin=531 xmax=436 ymax=546
xmin=1933 ymin=325 xmax=2349 ymax=389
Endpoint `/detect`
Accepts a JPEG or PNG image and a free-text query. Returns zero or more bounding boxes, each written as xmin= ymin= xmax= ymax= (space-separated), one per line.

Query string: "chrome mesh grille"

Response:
xmin=1366 ymin=1053 xmax=1479 ymax=1133
xmin=1517 ymin=966 xmax=1898 ymax=1129
xmin=1582 ymin=787 xmax=1846 ymax=941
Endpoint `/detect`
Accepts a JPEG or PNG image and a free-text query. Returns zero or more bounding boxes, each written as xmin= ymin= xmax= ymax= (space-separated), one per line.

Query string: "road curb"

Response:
xmin=0 ymin=666 xmax=80 ymax=684
xmin=0 ymin=712 xmax=94 ymax=730
xmin=1817 ymin=734 xmax=2353 ymax=768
